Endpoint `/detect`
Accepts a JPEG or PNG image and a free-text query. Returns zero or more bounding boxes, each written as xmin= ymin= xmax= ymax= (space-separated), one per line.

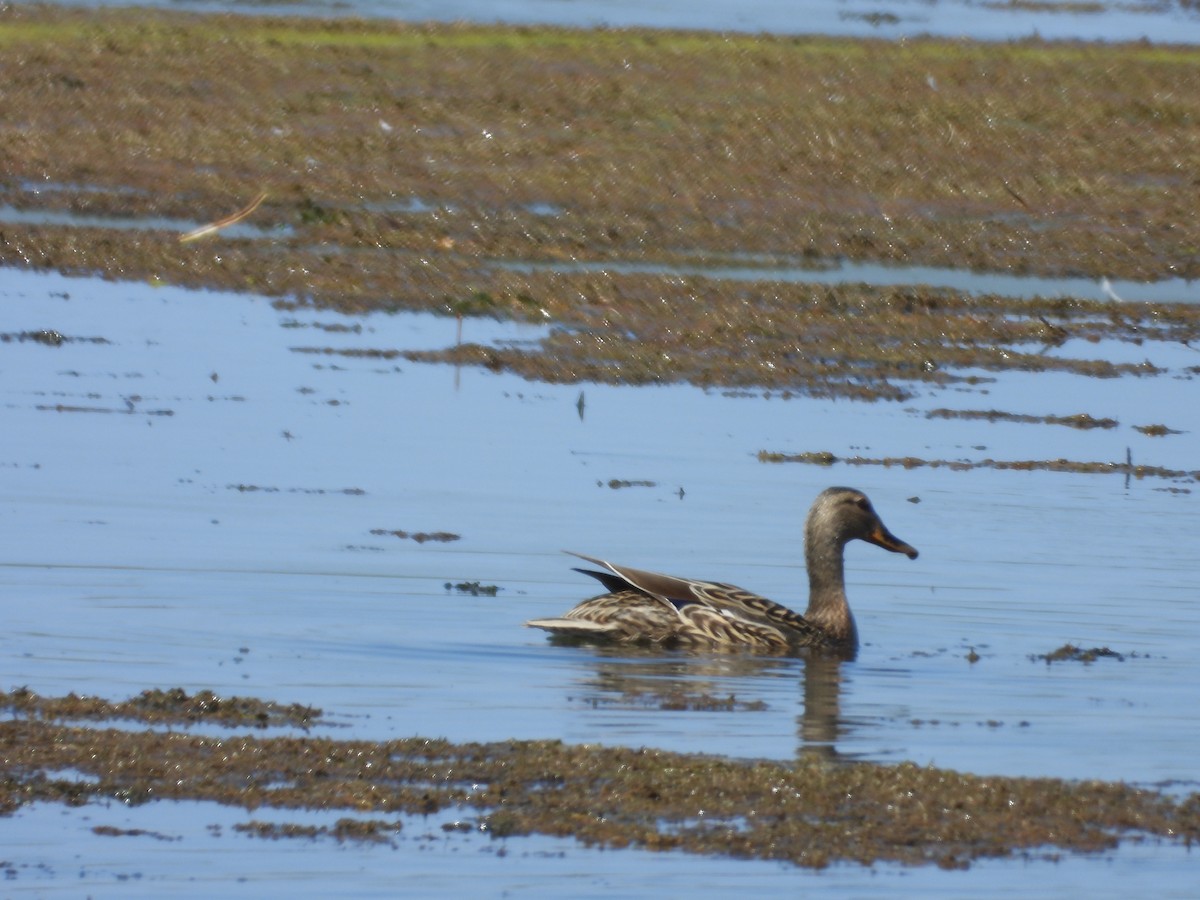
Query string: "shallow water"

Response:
xmin=40 ymin=0 xmax=1200 ymax=43
xmin=2 ymin=263 xmax=1198 ymax=894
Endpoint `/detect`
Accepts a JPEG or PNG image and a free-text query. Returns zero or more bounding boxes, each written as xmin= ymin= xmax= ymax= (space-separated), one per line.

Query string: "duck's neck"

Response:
xmin=804 ymin=528 xmax=858 ymax=645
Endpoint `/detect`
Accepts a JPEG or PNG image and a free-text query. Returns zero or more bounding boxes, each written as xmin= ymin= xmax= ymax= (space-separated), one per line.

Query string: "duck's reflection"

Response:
xmin=556 ymin=642 xmax=852 ymax=759
xmin=796 ymin=652 xmax=845 ymax=760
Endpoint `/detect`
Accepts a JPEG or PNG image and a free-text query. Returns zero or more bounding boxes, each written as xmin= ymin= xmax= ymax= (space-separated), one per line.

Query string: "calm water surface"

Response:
xmin=1 ymin=264 xmax=1198 ymax=894
xmin=40 ymin=0 xmax=1200 ymax=43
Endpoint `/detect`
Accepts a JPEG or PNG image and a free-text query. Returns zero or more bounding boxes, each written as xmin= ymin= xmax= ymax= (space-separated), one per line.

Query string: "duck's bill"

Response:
xmin=866 ymin=525 xmax=919 ymax=559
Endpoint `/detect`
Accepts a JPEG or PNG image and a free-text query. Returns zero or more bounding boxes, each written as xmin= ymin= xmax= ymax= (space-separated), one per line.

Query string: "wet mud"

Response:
xmin=3 ymin=691 xmax=1198 ymax=869
xmin=3 ymin=7 xmax=1200 ymax=397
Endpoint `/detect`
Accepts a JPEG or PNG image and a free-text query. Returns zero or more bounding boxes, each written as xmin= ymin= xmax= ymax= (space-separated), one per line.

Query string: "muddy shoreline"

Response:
xmin=3 ymin=6 xmax=1200 ymax=399
xmin=3 ymin=689 xmax=1198 ymax=870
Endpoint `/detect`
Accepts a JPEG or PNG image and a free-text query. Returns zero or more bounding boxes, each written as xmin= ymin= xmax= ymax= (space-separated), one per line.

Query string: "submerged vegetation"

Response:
xmin=2 ymin=691 xmax=1198 ymax=869
xmin=2 ymin=7 xmax=1200 ymax=396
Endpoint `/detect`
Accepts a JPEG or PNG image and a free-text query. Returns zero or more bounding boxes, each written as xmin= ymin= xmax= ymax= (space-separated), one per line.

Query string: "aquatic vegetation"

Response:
xmin=2 ymin=7 xmax=1200 ymax=395
xmin=1134 ymin=423 xmax=1183 ymax=436
xmin=925 ymin=409 xmax=1119 ymax=429
xmin=0 ymin=687 xmax=322 ymax=729
xmin=758 ymin=449 xmax=1200 ymax=482
xmin=370 ymin=528 xmax=461 ymax=543
xmin=446 ymin=581 xmax=500 ymax=596
xmin=1030 ymin=644 xmax=1133 ymax=664
xmin=2 ymin=692 xmax=1198 ymax=868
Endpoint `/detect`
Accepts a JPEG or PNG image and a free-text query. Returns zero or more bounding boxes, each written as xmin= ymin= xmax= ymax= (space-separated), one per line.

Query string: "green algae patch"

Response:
xmin=2 ymin=692 xmax=1199 ymax=868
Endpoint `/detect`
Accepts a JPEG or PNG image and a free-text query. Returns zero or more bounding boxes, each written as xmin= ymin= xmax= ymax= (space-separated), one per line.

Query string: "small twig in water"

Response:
xmin=179 ymin=191 xmax=267 ymax=243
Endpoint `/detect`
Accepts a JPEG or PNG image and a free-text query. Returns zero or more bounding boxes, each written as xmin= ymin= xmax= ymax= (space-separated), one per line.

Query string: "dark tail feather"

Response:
xmin=572 ymin=567 xmax=634 ymax=594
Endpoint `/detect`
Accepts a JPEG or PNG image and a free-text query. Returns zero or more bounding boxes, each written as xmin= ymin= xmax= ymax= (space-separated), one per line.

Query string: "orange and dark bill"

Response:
xmin=866 ymin=525 xmax=919 ymax=559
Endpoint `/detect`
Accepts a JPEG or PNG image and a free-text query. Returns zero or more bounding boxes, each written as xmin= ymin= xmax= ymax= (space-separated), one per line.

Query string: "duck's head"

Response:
xmin=808 ymin=486 xmax=919 ymax=559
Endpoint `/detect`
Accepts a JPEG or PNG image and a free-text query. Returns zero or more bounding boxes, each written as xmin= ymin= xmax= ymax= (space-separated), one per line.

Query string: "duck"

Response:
xmin=525 ymin=486 xmax=917 ymax=655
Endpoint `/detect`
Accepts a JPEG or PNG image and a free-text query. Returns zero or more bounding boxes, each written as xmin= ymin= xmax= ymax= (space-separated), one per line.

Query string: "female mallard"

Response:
xmin=525 ymin=486 xmax=917 ymax=655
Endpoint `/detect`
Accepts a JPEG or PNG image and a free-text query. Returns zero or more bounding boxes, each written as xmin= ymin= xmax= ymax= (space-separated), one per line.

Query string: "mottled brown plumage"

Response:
xmin=525 ymin=487 xmax=918 ymax=656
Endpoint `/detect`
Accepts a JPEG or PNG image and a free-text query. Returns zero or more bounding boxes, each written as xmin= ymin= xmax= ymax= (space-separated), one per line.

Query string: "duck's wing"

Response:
xmin=566 ymin=552 xmax=714 ymax=611
xmin=696 ymin=582 xmax=825 ymax=642
xmin=566 ymin=552 xmax=821 ymax=640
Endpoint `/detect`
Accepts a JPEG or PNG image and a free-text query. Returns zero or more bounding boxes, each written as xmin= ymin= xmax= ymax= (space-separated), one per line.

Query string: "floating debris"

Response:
xmin=925 ymin=409 xmax=1118 ymax=430
xmin=229 ymin=484 xmax=366 ymax=495
xmin=36 ymin=403 xmax=174 ymax=416
xmin=235 ymin=818 xmax=403 ymax=845
xmin=290 ymin=346 xmax=403 ymax=360
xmin=178 ymin=191 xmax=266 ymax=243
xmin=1 ymin=330 xmax=109 ymax=346
xmin=445 ymin=581 xmax=499 ymax=596
xmin=92 ymin=825 xmax=180 ymax=842
xmin=1030 ymin=644 xmax=1131 ymax=665
xmin=757 ymin=450 xmax=1199 ymax=482
xmin=1134 ymin=424 xmax=1183 ymax=437
xmin=371 ymin=528 xmax=461 ymax=543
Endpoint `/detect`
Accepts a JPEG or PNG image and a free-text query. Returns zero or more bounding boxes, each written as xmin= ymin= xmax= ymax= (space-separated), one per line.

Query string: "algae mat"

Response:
xmin=3 ymin=6 xmax=1200 ymax=399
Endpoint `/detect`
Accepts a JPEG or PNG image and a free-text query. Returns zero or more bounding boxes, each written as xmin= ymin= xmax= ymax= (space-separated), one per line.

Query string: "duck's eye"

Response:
xmin=854 ymin=497 xmax=870 ymax=511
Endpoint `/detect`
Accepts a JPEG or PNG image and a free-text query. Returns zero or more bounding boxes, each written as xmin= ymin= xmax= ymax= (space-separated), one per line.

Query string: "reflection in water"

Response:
xmin=561 ymin=646 xmax=852 ymax=760
xmin=569 ymin=650 xmax=794 ymax=707
xmin=798 ymin=654 xmax=844 ymax=760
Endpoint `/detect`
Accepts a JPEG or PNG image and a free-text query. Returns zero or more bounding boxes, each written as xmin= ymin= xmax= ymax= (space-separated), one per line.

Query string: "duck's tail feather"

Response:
xmin=524 ymin=617 xmax=621 ymax=636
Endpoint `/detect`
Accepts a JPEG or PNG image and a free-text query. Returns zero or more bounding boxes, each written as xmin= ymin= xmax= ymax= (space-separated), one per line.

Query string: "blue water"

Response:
xmin=2 ymin=264 xmax=1198 ymax=895
xmin=39 ymin=0 xmax=1200 ymax=43
xmin=5 ymin=0 xmax=1200 ymax=893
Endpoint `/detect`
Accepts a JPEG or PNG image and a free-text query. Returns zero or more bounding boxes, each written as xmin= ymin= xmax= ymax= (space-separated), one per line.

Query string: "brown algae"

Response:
xmin=1134 ymin=424 xmax=1183 ymax=436
xmin=1 ymin=687 xmax=322 ymax=729
xmin=925 ymin=409 xmax=1119 ymax=430
xmin=1031 ymin=644 xmax=1132 ymax=664
xmin=2 ymin=8 xmax=1200 ymax=396
xmin=2 ymin=691 xmax=1199 ymax=869
xmin=757 ymin=449 xmax=1200 ymax=482
xmin=370 ymin=528 xmax=462 ymax=543
xmin=446 ymin=581 xmax=500 ymax=595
